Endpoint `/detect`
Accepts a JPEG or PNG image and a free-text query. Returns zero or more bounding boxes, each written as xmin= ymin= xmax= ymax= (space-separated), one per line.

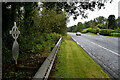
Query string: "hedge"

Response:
xmin=110 ymin=29 xmax=120 ymax=33
xmin=88 ymin=28 xmax=97 ymax=34
xmin=82 ymin=28 xmax=120 ymax=37
xmin=99 ymin=29 xmax=111 ymax=36
xmin=111 ymin=33 xmax=120 ymax=37
xmin=81 ymin=28 xmax=91 ymax=33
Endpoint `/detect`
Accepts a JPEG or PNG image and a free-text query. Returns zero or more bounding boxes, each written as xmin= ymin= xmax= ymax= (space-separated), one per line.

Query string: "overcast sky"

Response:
xmin=67 ymin=0 xmax=120 ymax=27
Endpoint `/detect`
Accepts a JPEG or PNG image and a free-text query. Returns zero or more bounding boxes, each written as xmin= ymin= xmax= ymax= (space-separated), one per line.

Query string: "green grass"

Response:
xmin=53 ymin=35 xmax=110 ymax=78
xmin=83 ymin=32 xmax=97 ymax=35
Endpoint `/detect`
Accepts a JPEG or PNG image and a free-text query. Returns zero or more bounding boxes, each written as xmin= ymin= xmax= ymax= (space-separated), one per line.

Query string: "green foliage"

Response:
xmin=67 ymin=23 xmax=85 ymax=32
xmin=83 ymin=21 xmax=91 ymax=28
xmin=81 ymin=28 xmax=90 ymax=33
xmin=96 ymin=24 xmax=105 ymax=29
xmin=110 ymin=29 xmax=120 ymax=33
xmin=95 ymin=16 xmax=107 ymax=26
xmin=75 ymin=15 xmax=120 ymax=37
xmin=51 ymin=32 xmax=61 ymax=42
xmin=99 ymin=29 xmax=111 ymax=36
xmin=88 ymin=28 xmax=97 ymax=34
xmin=108 ymin=15 xmax=117 ymax=29
xmin=2 ymin=3 xmax=66 ymax=64
xmin=29 ymin=33 xmax=60 ymax=54
xmin=116 ymin=17 xmax=120 ymax=29
xmin=40 ymin=7 xmax=67 ymax=35
xmin=42 ymin=1 xmax=112 ymax=20
xmin=111 ymin=33 xmax=120 ymax=37
xmin=67 ymin=16 xmax=107 ymax=32
xmin=96 ymin=28 xmax=100 ymax=33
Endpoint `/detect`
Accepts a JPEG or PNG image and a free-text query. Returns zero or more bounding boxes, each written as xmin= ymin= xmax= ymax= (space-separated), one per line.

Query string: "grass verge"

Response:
xmin=50 ymin=35 xmax=110 ymax=78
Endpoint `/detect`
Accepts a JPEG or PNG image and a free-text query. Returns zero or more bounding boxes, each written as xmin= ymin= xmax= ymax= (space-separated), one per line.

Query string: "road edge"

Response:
xmin=70 ymin=35 xmax=117 ymax=79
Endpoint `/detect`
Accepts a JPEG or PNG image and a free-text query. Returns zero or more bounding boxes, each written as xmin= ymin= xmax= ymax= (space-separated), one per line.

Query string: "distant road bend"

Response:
xmin=68 ymin=32 xmax=119 ymax=79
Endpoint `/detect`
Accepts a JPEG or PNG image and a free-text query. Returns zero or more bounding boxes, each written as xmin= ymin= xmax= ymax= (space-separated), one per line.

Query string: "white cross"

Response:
xmin=9 ymin=22 xmax=20 ymax=64
xmin=9 ymin=22 xmax=20 ymax=40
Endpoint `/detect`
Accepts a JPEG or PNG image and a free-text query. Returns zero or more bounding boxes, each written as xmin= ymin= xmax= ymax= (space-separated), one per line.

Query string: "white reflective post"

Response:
xmin=9 ymin=22 xmax=20 ymax=64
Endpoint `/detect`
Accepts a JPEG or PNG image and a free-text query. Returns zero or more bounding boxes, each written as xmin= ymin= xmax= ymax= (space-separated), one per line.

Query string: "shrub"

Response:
xmin=51 ymin=32 xmax=60 ymax=43
xmin=92 ymin=29 xmax=97 ymax=34
xmin=110 ymin=29 xmax=120 ymax=33
xmin=87 ymin=28 xmax=92 ymax=32
xmin=96 ymin=28 xmax=99 ymax=33
xmin=88 ymin=28 xmax=97 ymax=34
xmin=110 ymin=29 xmax=115 ymax=33
xmin=96 ymin=24 xmax=105 ymax=29
xmin=99 ymin=29 xmax=111 ymax=36
xmin=111 ymin=33 xmax=120 ymax=37
xmin=81 ymin=28 xmax=90 ymax=33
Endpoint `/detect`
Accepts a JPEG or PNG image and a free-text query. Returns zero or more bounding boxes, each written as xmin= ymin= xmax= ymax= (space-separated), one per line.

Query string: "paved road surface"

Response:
xmin=68 ymin=32 xmax=120 ymax=79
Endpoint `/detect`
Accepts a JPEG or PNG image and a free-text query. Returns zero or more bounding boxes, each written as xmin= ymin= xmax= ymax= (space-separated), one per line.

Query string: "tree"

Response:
xmin=108 ymin=15 xmax=117 ymax=29
xmin=2 ymin=3 xmax=20 ymax=34
xmin=89 ymin=20 xmax=96 ymax=27
xmin=76 ymin=22 xmax=83 ymax=32
xmin=83 ymin=21 xmax=90 ymax=28
xmin=94 ymin=16 xmax=107 ymax=29
xmin=116 ymin=17 xmax=120 ymax=29
xmin=42 ymin=0 xmax=113 ymax=20
xmin=39 ymin=7 xmax=67 ymax=35
xmin=95 ymin=16 xmax=107 ymax=25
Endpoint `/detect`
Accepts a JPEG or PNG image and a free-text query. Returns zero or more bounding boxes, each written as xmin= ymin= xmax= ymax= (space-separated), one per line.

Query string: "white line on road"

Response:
xmin=71 ymin=36 xmax=120 ymax=56
xmin=91 ymin=42 xmax=120 ymax=56
xmin=77 ymin=42 xmax=80 ymax=45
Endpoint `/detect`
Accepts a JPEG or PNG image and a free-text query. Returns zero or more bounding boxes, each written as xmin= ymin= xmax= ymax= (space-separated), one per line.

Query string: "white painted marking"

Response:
xmin=91 ymin=42 xmax=120 ymax=56
xmin=77 ymin=42 xmax=80 ymax=45
xmin=71 ymin=35 xmax=119 ymax=56
xmin=71 ymin=37 xmax=76 ymax=42
xmin=74 ymin=39 xmax=76 ymax=42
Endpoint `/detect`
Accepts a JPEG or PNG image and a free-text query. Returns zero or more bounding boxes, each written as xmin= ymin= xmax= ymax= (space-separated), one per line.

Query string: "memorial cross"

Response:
xmin=9 ymin=22 xmax=20 ymax=64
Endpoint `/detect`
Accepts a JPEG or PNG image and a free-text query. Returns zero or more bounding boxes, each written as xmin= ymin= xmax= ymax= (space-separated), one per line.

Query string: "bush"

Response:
xmin=51 ymin=32 xmax=60 ymax=43
xmin=88 ymin=28 xmax=97 ymax=34
xmin=110 ymin=29 xmax=115 ymax=33
xmin=110 ymin=29 xmax=120 ymax=33
xmin=3 ymin=32 xmax=60 ymax=63
xmin=30 ymin=33 xmax=60 ymax=54
xmin=87 ymin=28 xmax=92 ymax=32
xmin=99 ymin=29 xmax=111 ymax=36
xmin=111 ymin=33 xmax=120 ymax=37
xmin=96 ymin=28 xmax=99 ymax=33
xmin=81 ymin=28 xmax=90 ymax=33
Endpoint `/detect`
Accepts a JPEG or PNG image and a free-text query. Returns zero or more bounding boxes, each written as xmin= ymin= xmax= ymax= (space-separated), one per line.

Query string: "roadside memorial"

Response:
xmin=9 ymin=22 xmax=20 ymax=64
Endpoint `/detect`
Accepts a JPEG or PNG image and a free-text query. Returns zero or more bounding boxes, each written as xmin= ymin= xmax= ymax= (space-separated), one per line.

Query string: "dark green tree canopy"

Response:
xmin=108 ymin=15 xmax=117 ymax=29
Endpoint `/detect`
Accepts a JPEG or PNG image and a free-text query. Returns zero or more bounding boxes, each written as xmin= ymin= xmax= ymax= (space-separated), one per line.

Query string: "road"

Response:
xmin=0 ymin=37 xmax=1 ymax=79
xmin=68 ymin=32 xmax=120 ymax=79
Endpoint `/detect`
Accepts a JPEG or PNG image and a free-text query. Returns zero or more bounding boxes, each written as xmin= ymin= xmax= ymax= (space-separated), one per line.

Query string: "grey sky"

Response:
xmin=67 ymin=0 xmax=120 ymax=27
xmin=118 ymin=1 xmax=120 ymax=17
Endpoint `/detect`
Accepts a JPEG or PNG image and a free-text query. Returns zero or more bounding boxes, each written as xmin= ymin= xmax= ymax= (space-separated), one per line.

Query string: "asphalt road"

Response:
xmin=68 ymin=32 xmax=120 ymax=79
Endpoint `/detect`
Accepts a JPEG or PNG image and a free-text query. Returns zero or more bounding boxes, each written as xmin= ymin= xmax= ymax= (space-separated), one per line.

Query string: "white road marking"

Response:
xmin=91 ymin=42 xmax=120 ymax=56
xmin=77 ymin=42 xmax=80 ymax=45
xmin=71 ymin=35 xmax=120 ymax=56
